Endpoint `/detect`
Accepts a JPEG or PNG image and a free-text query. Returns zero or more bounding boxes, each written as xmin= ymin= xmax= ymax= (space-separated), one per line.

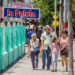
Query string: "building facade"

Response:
xmin=3 ymin=0 xmax=25 ymax=7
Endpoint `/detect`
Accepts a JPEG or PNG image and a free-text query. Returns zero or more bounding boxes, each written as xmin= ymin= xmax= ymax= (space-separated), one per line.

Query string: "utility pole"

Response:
xmin=55 ymin=0 xmax=56 ymax=33
xmin=68 ymin=0 xmax=74 ymax=75
xmin=59 ymin=0 xmax=64 ymax=35
xmin=63 ymin=0 xmax=68 ymax=29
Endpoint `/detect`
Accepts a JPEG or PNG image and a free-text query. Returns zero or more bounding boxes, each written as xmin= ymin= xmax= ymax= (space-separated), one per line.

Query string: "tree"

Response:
xmin=59 ymin=0 xmax=64 ymax=35
xmin=68 ymin=0 xmax=74 ymax=75
xmin=32 ymin=0 xmax=59 ymax=26
xmin=72 ymin=0 xmax=75 ymax=30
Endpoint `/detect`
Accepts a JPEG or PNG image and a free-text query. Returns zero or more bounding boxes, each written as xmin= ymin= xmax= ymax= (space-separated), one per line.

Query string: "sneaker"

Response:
xmin=51 ymin=69 xmax=55 ymax=72
xmin=42 ymin=66 xmax=45 ymax=70
xmin=47 ymin=68 xmax=50 ymax=70
xmin=55 ymin=69 xmax=57 ymax=72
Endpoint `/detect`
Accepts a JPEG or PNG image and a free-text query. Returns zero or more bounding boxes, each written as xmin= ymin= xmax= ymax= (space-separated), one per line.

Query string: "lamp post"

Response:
xmin=63 ymin=0 xmax=68 ymax=29
xmin=55 ymin=0 xmax=57 ymax=33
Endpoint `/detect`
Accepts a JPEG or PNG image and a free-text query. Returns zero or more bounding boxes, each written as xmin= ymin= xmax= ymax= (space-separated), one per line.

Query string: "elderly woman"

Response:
xmin=28 ymin=33 xmax=40 ymax=70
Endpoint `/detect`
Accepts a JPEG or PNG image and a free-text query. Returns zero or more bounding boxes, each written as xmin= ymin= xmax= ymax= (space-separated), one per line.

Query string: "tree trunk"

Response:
xmin=59 ymin=0 xmax=64 ymax=36
xmin=68 ymin=0 xmax=74 ymax=75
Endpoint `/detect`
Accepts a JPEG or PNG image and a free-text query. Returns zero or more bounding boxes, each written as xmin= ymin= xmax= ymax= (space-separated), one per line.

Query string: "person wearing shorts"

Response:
xmin=60 ymin=30 xmax=69 ymax=72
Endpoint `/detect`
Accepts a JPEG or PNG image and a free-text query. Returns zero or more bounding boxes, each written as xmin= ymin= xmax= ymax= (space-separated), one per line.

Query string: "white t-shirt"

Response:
xmin=30 ymin=39 xmax=39 ymax=51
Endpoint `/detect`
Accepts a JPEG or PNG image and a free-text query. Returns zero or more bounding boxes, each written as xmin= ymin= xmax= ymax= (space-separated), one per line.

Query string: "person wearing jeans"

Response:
xmin=41 ymin=25 xmax=53 ymax=70
xmin=42 ymin=47 xmax=51 ymax=70
xmin=30 ymin=51 xmax=39 ymax=69
xmin=28 ymin=33 xmax=39 ymax=70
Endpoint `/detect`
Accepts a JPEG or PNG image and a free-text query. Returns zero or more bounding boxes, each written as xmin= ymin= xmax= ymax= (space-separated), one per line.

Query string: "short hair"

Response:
xmin=52 ymin=37 xmax=57 ymax=43
xmin=61 ymin=30 xmax=68 ymax=35
xmin=32 ymin=33 xmax=36 ymax=38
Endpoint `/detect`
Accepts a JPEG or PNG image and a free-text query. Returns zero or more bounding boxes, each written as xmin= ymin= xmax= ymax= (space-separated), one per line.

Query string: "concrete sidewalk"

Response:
xmin=1 ymin=55 xmax=71 ymax=75
xmin=1 ymin=40 xmax=75 ymax=75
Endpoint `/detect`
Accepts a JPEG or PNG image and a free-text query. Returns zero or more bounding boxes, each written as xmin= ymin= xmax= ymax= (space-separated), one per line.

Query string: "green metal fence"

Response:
xmin=0 ymin=25 xmax=26 ymax=72
xmin=0 ymin=27 xmax=3 ymax=72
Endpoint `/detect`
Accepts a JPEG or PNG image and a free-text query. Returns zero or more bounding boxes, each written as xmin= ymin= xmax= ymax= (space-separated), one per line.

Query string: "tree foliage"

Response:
xmin=32 ymin=0 xmax=75 ymax=28
xmin=32 ymin=0 xmax=59 ymax=26
xmin=72 ymin=0 xmax=75 ymax=28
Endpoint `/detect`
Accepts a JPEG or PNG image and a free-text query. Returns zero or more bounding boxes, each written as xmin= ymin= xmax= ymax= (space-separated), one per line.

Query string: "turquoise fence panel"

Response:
xmin=0 ymin=27 xmax=8 ymax=71
xmin=11 ymin=26 xmax=15 ymax=49
xmin=20 ymin=26 xmax=23 ymax=45
xmin=0 ymin=26 xmax=26 ymax=72
xmin=16 ymin=26 xmax=21 ymax=58
xmin=24 ymin=26 xmax=26 ymax=54
xmin=18 ymin=26 xmax=22 ymax=57
xmin=2 ymin=27 xmax=8 ymax=70
xmin=5 ymin=26 xmax=13 ymax=65
xmin=5 ymin=27 xmax=10 ymax=52
xmin=22 ymin=26 xmax=26 ymax=55
xmin=23 ymin=26 xmax=26 ymax=43
xmin=20 ymin=26 xmax=23 ymax=55
xmin=0 ymin=27 xmax=3 ymax=72
xmin=16 ymin=26 xmax=19 ymax=46
xmin=11 ymin=26 xmax=18 ymax=61
xmin=10 ymin=26 xmax=14 ymax=63
xmin=0 ymin=27 xmax=3 ymax=55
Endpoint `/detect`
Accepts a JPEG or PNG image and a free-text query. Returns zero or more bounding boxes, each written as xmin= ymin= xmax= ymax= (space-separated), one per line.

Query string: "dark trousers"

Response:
xmin=42 ymin=47 xmax=51 ymax=70
xmin=30 ymin=51 xmax=39 ymax=69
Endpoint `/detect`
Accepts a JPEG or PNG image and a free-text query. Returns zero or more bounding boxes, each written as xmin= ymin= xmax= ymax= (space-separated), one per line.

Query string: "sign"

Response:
xmin=9 ymin=3 xmax=33 ymax=8
xmin=53 ymin=15 xmax=58 ymax=19
xmin=52 ymin=21 xmax=59 ymax=27
xmin=3 ymin=8 xmax=40 ymax=19
xmin=0 ymin=7 xmax=2 ymax=23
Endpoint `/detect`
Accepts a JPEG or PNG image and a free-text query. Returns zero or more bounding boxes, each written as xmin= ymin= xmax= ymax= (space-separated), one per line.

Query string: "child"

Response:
xmin=50 ymin=37 xmax=59 ymax=72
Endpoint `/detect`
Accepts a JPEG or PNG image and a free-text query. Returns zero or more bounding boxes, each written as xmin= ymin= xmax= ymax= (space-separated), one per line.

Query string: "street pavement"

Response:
xmin=1 ymin=40 xmax=75 ymax=75
xmin=1 ymin=56 xmax=65 ymax=75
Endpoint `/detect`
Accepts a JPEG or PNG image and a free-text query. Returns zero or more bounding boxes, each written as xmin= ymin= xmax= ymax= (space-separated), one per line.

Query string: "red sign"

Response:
xmin=0 ymin=7 xmax=2 ymax=22
xmin=9 ymin=3 xmax=33 ymax=8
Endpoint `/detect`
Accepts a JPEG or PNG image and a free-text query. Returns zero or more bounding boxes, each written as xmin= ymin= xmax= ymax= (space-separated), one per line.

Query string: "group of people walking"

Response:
xmin=28 ymin=25 xmax=69 ymax=72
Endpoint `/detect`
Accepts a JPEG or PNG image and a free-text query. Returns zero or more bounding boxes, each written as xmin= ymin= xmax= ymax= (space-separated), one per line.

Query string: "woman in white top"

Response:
xmin=28 ymin=33 xmax=40 ymax=70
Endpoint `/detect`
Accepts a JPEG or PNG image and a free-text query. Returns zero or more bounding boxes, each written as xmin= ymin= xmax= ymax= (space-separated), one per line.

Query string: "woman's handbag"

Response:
xmin=34 ymin=47 xmax=40 ymax=53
